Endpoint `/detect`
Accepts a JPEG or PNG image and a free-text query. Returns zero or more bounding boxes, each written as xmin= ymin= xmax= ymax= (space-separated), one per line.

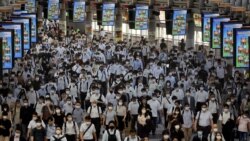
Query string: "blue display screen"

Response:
xmin=12 ymin=18 xmax=31 ymax=50
xmin=234 ymin=29 xmax=250 ymax=68
xmin=135 ymin=5 xmax=148 ymax=30
xmin=102 ymin=3 xmax=115 ymax=26
xmin=221 ymin=22 xmax=242 ymax=58
xmin=172 ymin=10 xmax=187 ymax=35
xmin=13 ymin=10 xmax=28 ymax=15
xmin=48 ymin=0 xmax=60 ymax=20
xmin=0 ymin=31 xmax=14 ymax=69
xmin=21 ymin=13 xmax=37 ymax=43
xmin=1 ymin=23 xmax=23 ymax=58
xmin=73 ymin=1 xmax=86 ymax=22
xmin=202 ymin=13 xmax=219 ymax=42
xmin=211 ymin=17 xmax=230 ymax=49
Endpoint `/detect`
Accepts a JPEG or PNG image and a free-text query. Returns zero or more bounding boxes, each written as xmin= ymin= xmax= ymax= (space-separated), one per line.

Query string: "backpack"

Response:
xmin=53 ymin=135 xmax=65 ymax=141
xmin=107 ymin=129 xmax=117 ymax=141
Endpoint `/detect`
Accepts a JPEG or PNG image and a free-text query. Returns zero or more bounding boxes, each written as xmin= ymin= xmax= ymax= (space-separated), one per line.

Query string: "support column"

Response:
xmin=115 ymin=3 xmax=122 ymax=42
xmin=148 ymin=0 xmax=156 ymax=42
xmin=186 ymin=20 xmax=195 ymax=48
xmin=85 ymin=2 xmax=93 ymax=39
xmin=59 ymin=0 xmax=67 ymax=36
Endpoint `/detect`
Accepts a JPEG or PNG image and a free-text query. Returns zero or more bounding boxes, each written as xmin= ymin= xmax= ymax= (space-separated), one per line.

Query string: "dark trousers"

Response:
xmin=163 ymin=108 xmax=168 ymax=128
xmin=222 ymin=124 xmax=234 ymax=141
xmin=212 ymin=113 xmax=218 ymax=123
xmin=80 ymin=92 xmax=87 ymax=109
xmin=100 ymin=81 xmax=107 ymax=96
xmin=65 ymin=134 xmax=76 ymax=141
xmin=131 ymin=115 xmax=138 ymax=130
xmin=91 ymin=117 xmax=101 ymax=139
xmin=197 ymin=125 xmax=211 ymax=138
xmin=151 ymin=117 xmax=157 ymax=134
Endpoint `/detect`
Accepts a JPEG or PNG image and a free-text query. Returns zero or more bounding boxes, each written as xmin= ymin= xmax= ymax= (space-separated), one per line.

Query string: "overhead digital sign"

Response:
xmin=102 ymin=3 xmax=115 ymax=26
xmin=210 ymin=17 xmax=230 ymax=49
xmin=202 ymin=13 xmax=219 ymax=42
xmin=221 ymin=22 xmax=242 ymax=58
xmin=21 ymin=13 xmax=37 ymax=43
xmin=172 ymin=9 xmax=187 ymax=35
xmin=73 ymin=1 xmax=86 ymax=22
xmin=0 ymin=23 xmax=24 ymax=59
xmin=11 ymin=17 xmax=31 ymax=50
xmin=233 ymin=28 xmax=250 ymax=68
xmin=13 ymin=10 xmax=28 ymax=15
xmin=135 ymin=5 xmax=148 ymax=30
xmin=48 ymin=0 xmax=60 ymax=20
xmin=0 ymin=30 xmax=14 ymax=69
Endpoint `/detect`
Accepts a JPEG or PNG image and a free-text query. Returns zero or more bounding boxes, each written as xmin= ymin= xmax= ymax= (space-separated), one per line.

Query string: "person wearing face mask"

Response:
xmin=128 ymin=97 xmax=139 ymax=130
xmin=236 ymin=111 xmax=250 ymax=141
xmin=26 ymin=87 xmax=39 ymax=108
xmin=183 ymin=90 xmax=196 ymax=112
xmin=80 ymin=116 xmax=97 ymax=141
xmin=182 ymin=103 xmax=194 ymax=141
xmin=213 ymin=132 xmax=224 ymax=141
xmin=207 ymin=124 xmax=225 ymax=141
xmin=0 ymin=112 xmax=12 ymax=141
xmin=137 ymin=107 xmax=151 ymax=139
xmin=194 ymin=104 xmax=213 ymax=138
xmin=116 ymin=100 xmax=127 ymax=136
xmin=53 ymin=107 xmax=65 ymax=128
xmin=171 ymin=85 xmax=185 ymax=102
xmin=27 ymin=112 xmax=46 ymax=139
xmin=161 ymin=130 xmax=170 ymax=141
xmin=103 ymin=103 xmax=117 ymax=129
xmin=41 ymin=98 xmax=54 ymax=124
xmin=162 ymin=93 xmax=174 ymax=128
xmin=34 ymin=96 xmax=45 ymax=117
xmin=170 ymin=123 xmax=184 ymax=141
xmin=102 ymin=121 xmax=121 ymax=141
xmin=62 ymin=113 xmax=79 ymax=141
xmin=147 ymin=93 xmax=161 ymax=135
xmin=124 ymin=129 xmax=140 ymax=141
xmin=207 ymin=94 xmax=219 ymax=123
xmin=240 ymin=93 xmax=250 ymax=114
xmin=20 ymin=99 xmax=33 ymax=139
xmin=46 ymin=117 xmax=56 ymax=141
xmin=50 ymin=89 xmax=60 ymax=106
xmin=87 ymin=100 xmax=103 ymax=139
xmin=10 ymin=127 xmax=26 ymax=141
xmin=63 ymin=97 xmax=74 ymax=115
xmin=192 ymin=130 xmax=207 ymax=141
xmin=132 ymin=57 xmax=143 ymax=71
xmin=72 ymin=101 xmax=84 ymax=127
xmin=195 ymin=85 xmax=208 ymax=112
xmin=30 ymin=118 xmax=46 ymax=141
xmin=218 ymin=104 xmax=234 ymax=141
xmin=50 ymin=126 xmax=67 ymax=141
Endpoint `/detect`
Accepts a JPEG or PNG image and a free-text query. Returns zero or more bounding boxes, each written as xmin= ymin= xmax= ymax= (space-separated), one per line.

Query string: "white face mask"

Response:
xmin=175 ymin=125 xmax=180 ymax=130
xmin=56 ymin=130 xmax=61 ymax=134
xmin=202 ymin=108 xmax=206 ymax=112
xmin=56 ymin=109 xmax=61 ymax=113
xmin=118 ymin=102 xmax=123 ymax=106
xmin=163 ymin=135 xmax=169 ymax=139
xmin=213 ymin=128 xmax=218 ymax=132
xmin=142 ymin=110 xmax=146 ymax=114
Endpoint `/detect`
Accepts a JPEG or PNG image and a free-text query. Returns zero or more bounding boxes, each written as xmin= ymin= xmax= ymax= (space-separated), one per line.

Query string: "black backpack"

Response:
xmin=53 ymin=135 xmax=65 ymax=141
xmin=107 ymin=129 xmax=117 ymax=141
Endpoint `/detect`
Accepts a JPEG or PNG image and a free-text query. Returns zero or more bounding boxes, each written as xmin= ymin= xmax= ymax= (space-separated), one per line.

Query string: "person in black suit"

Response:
xmin=136 ymin=71 xmax=148 ymax=86
xmin=10 ymin=127 xmax=26 ymax=141
xmin=182 ymin=90 xmax=196 ymax=112
xmin=192 ymin=131 xmax=208 ymax=141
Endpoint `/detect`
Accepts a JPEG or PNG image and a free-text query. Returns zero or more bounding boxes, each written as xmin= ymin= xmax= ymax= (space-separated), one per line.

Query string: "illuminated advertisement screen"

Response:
xmin=0 ymin=39 xmax=2 ymax=78
xmin=172 ymin=10 xmax=187 ymax=35
xmin=221 ymin=22 xmax=242 ymax=58
xmin=233 ymin=28 xmax=250 ymax=68
xmin=11 ymin=17 xmax=31 ymax=50
xmin=135 ymin=5 xmax=148 ymax=30
xmin=21 ymin=13 xmax=37 ymax=43
xmin=210 ymin=17 xmax=230 ymax=49
xmin=13 ymin=10 xmax=28 ymax=15
xmin=202 ymin=13 xmax=219 ymax=42
xmin=193 ymin=13 xmax=201 ymax=27
xmin=25 ymin=0 xmax=36 ymax=13
xmin=73 ymin=1 xmax=85 ymax=22
xmin=48 ymin=0 xmax=60 ymax=20
xmin=0 ymin=23 xmax=24 ymax=58
xmin=0 ymin=30 xmax=14 ymax=69
xmin=102 ymin=3 xmax=115 ymax=26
